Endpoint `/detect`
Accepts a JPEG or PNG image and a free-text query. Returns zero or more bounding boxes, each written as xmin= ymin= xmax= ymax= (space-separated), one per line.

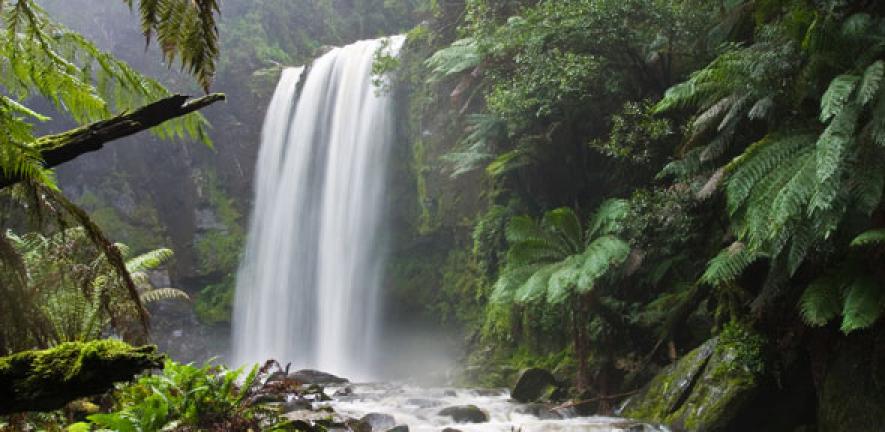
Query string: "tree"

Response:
xmin=491 ymin=200 xmax=631 ymax=390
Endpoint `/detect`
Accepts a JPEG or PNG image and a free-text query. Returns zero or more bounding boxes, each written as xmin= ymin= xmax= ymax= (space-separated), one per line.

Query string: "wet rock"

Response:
xmin=303 ymin=384 xmax=332 ymax=401
xmin=442 ymin=389 xmax=457 ymax=397
xmin=290 ymin=369 xmax=350 ymax=385
xmin=517 ymin=402 xmax=562 ymax=420
xmin=621 ymin=328 xmax=766 ymax=431
xmin=441 ymin=429 xmax=462 ymax=432
xmin=438 ymin=405 xmax=489 ymax=423
xmin=387 ymin=426 xmax=409 ymax=432
xmin=361 ymin=413 xmax=396 ymax=431
xmin=284 ymin=409 xmax=347 ymax=425
xmin=511 ymin=368 xmax=560 ymax=402
xmin=345 ymin=419 xmax=372 ymax=432
xmin=334 ymin=386 xmax=354 ymax=397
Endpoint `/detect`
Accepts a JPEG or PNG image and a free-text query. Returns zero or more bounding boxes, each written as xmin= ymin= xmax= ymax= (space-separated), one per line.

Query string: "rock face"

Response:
xmin=438 ymin=405 xmax=490 ymax=423
xmin=511 ymin=368 xmax=561 ymax=403
xmin=621 ymin=327 xmax=766 ymax=431
xmin=289 ymin=369 xmax=349 ymax=385
xmin=817 ymin=336 xmax=885 ymax=432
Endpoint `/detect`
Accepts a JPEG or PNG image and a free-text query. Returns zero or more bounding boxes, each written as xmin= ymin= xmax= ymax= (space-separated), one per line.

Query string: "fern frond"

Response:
xmin=799 ymin=273 xmax=844 ymax=326
xmin=841 ymin=275 xmax=883 ymax=333
xmin=542 ymin=207 xmax=584 ymax=253
xmin=850 ymin=228 xmax=885 ymax=247
xmin=570 ymin=236 xmax=630 ymax=298
xmin=725 ymin=132 xmax=815 ymax=215
xmin=586 ymin=199 xmax=630 ymax=239
xmin=126 ymin=248 xmax=173 ymax=273
xmin=140 ymin=287 xmax=189 ymax=304
xmin=820 ymin=74 xmax=859 ymax=122
xmin=857 ymin=60 xmax=884 ymax=107
xmin=700 ymin=242 xmax=764 ymax=286
xmin=425 ymin=38 xmax=481 ymax=82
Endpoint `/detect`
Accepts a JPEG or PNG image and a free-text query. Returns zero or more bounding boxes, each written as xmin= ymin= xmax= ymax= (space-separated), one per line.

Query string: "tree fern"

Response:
xmin=700 ymin=242 xmax=764 ymax=287
xmin=799 ymin=273 xmax=843 ymax=327
xmin=841 ymin=275 xmax=883 ymax=333
xmin=425 ymin=38 xmax=482 ymax=83
xmin=140 ymin=287 xmax=190 ymax=304
xmin=850 ymin=228 xmax=885 ymax=247
xmin=820 ymin=74 xmax=860 ymax=122
xmin=126 ymin=248 xmax=174 ymax=274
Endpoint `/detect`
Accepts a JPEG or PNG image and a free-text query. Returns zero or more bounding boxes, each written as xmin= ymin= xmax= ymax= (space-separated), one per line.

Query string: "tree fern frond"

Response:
xmin=700 ymin=242 xmax=763 ymax=286
xmin=820 ymin=74 xmax=859 ymax=122
xmin=586 ymin=199 xmax=630 ymax=239
xmin=857 ymin=60 xmax=884 ymax=107
xmin=542 ymin=207 xmax=584 ymax=253
xmin=850 ymin=228 xmax=885 ymax=247
xmin=140 ymin=287 xmax=189 ymax=304
xmin=725 ymin=132 xmax=815 ymax=215
xmin=841 ymin=275 xmax=883 ymax=333
xmin=571 ymin=236 xmax=630 ymax=297
xmin=515 ymin=262 xmax=561 ymax=304
xmin=126 ymin=248 xmax=173 ymax=273
xmin=799 ymin=273 xmax=844 ymax=326
xmin=425 ymin=38 xmax=481 ymax=83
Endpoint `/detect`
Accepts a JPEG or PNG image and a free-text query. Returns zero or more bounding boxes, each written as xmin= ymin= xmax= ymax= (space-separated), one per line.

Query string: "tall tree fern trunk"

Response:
xmin=573 ymin=295 xmax=590 ymax=391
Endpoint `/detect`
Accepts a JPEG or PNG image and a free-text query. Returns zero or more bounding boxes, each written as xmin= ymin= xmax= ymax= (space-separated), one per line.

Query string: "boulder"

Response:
xmin=621 ymin=326 xmax=766 ymax=431
xmin=817 ymin=336 xmax=885 ymax=432
xmin=438 ymin=405 xmax=489 ymax=423
xmin=387 ymin=426 xmax=409 ymax=432
xmin=290 ymin=369 xmax=349 ymax=385
xmin=361 ymin=413 xmax=396 ymax=431
xmin=510 ymin=368 xmax=561 ymax=402
xmin=345 ymin=419 xmax=372 ymax=432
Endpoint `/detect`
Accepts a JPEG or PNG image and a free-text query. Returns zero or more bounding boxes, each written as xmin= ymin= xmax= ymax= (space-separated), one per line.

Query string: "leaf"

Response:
xmin=700 ymin=242 xmax=763 ymax=286
xmin=820 ymin=74 xmax=859 ymax=122
xmin=850 ymin=228 xmax=885 ymax=247
xmin=857 ymin=60 xmax=884 ymax=107
xmin=799 ymin=273 xmax=844 ymax=326
xmin=841 ymin=275 xmax=883 ymax=333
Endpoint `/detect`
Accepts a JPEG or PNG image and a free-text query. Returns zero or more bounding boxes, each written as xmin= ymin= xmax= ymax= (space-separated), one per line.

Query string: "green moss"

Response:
xmin=0 ymin=340 xmax=163 ymax=414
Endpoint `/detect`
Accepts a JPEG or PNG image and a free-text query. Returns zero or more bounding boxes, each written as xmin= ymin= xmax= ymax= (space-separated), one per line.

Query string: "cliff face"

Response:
xmin=39 ymin=0 xmax=429 ymax=361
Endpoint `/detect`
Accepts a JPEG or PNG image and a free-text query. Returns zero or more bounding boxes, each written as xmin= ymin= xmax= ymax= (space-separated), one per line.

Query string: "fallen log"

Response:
xmin=0 ymin=340 xmax=164 ymax=414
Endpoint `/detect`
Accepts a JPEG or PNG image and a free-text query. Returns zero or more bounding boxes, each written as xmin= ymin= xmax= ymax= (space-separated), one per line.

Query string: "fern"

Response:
xmin=857 ymin=60 xmax=884 ymax=107
xmin=841 ymin=275 xmax=883 ymax=333
xmin=140 ymin=287 xmax=190 ymax=304
xmin=799 ymin=273 xmax=844 ymax=326
xmin=126 ymin=248 xmax=174 ymax=273
xmin=850 ymin=228 xmax=885 ymax=247
xmin=425 ymin=38 xmax=482 ymax=82
xmin=700 ymin=242 xmax=764 ymax=287
xmin=820 ymin=74 xmax=860 ymax=122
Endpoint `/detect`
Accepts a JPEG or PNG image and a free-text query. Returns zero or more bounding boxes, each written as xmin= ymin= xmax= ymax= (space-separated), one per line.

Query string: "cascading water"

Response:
xmin=232 ymin=36 xmax=405 ymax=379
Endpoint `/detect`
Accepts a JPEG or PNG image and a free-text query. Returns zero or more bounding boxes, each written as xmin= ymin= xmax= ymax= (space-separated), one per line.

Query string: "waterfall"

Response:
xmin=232 ymin=36 xmax=404 ymax=379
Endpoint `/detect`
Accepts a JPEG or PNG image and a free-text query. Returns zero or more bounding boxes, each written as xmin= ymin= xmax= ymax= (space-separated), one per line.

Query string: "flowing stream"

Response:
xmin=232 ymin=36 xmax=405 ymax=380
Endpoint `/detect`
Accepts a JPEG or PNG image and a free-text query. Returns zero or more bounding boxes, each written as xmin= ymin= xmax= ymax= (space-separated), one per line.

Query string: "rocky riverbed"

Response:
xmin=276 ymin=369 xmax=666 ymax=432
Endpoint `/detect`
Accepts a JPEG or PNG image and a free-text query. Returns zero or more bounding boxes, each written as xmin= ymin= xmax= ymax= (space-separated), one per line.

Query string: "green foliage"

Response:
xmin=74 ymin=359 xmax=288 ymax=431
xmin=492 ymin=202 xmax=631 ymax=306
xmin=425 ymin=37 xmax=481 ymax=82
xmin=1 ymin=227 xmax=185 ymax=353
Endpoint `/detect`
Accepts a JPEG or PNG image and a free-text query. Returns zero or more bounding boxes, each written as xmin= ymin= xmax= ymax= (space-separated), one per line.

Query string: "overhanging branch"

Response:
xmin=0 ymin=93 xmax=226 ymax=189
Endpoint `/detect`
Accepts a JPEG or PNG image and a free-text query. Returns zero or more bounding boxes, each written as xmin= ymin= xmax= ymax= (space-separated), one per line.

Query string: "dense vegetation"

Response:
xmin=1 ymin=0 xmax=884 ymax=430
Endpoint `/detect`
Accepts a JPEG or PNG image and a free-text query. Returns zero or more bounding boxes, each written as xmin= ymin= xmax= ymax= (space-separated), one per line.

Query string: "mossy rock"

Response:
xmin=0 ymin=340 xmax=164 ymax=414
xmin=622 ymin=326 xmax=766 ymax=431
